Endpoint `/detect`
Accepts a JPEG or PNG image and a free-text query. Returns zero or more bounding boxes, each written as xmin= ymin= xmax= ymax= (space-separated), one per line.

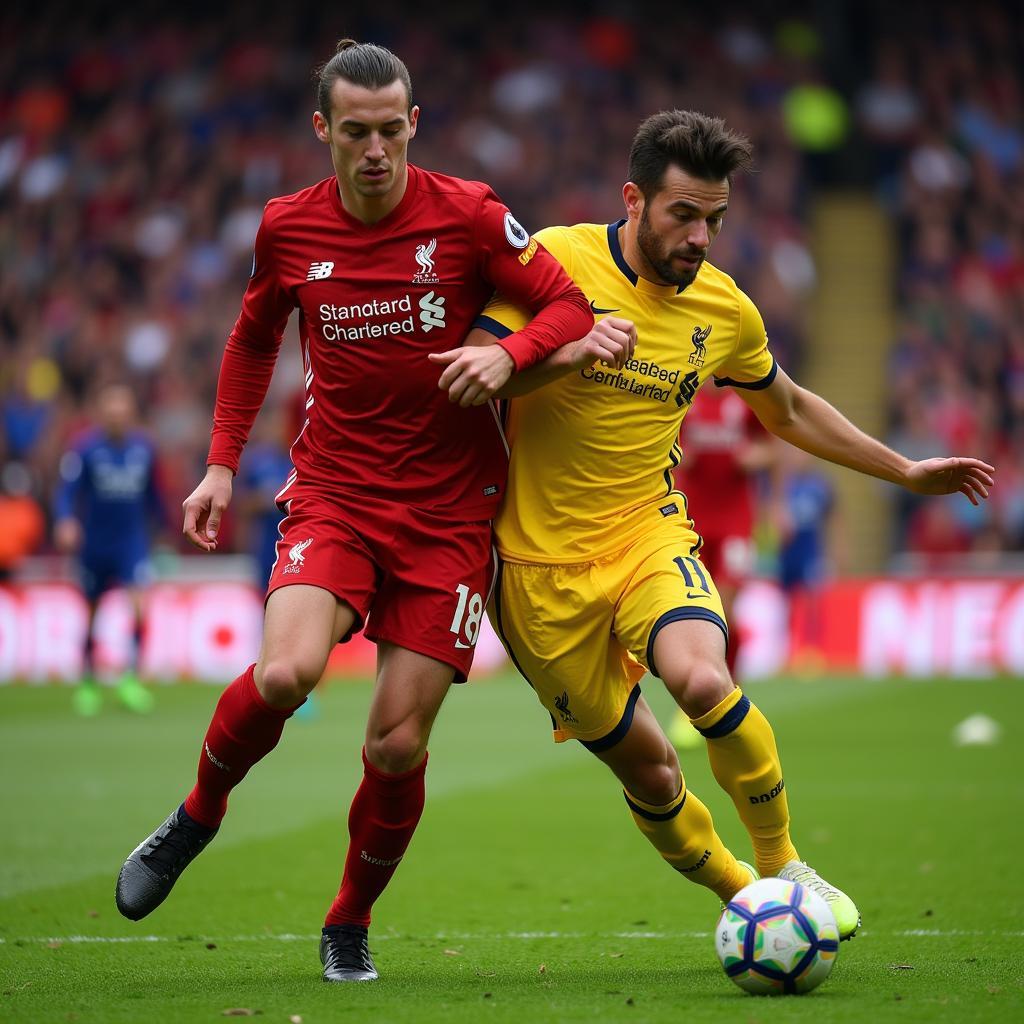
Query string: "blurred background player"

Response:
xmin=1 ymin=3 xmax=1021 ymax=596
xmin=669 ymin=385 xmax=774 ymax=748
xmin=771 ymin=444 xmax=841 ymax=674
xmin=54 ymin=383 xmax=164 ymax=715
xmin=0 ymin=459 xmax=45 ymax=584
xmin=235 ymin=410 xmax=294 ymax=590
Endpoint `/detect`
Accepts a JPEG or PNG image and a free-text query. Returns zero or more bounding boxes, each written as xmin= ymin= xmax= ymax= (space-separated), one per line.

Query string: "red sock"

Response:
xmin=324 ymin=748 xmax=427 ymax=928
xmin=183 ymin=664 xmax=297 ymax=829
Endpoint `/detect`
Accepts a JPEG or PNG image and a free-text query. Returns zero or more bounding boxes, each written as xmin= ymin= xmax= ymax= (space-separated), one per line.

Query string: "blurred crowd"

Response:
xmin=871 ymin=7 xmax=1024 ymax=563
xmin=0 ymin=0 xmax=1021 ymax=575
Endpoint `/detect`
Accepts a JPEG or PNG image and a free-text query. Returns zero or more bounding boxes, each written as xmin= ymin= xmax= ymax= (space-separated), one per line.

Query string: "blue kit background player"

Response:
xmin=773 ymin=445 xmax=839 ymax=672
xmin=55 ymin=383 xmax=166 ymax=715
xmin=235 ymin=410 xmax=294 ymax=589
xmin=778 ymin=454 xmax=836 ymax=594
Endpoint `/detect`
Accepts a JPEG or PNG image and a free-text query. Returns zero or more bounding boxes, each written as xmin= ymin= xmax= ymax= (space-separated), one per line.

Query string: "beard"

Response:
xmin=637 ymin=208 xmax=704 ymax=290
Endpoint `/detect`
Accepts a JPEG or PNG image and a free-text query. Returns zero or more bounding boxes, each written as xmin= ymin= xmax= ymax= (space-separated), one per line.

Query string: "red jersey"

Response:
xmin=674 ymin=385 xmax=761 ymax=539
xmin=208 ymin=165 xmax=591 ymax=519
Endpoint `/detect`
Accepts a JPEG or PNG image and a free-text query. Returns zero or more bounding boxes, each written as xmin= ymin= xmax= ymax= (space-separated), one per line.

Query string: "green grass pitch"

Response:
xmin=1 ymin=672 xmax=1021 ymax=1022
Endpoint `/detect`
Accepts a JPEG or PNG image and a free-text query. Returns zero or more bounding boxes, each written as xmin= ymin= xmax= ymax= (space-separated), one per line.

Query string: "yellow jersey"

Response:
xmin=479 ymin=220 xmax=777 ymax=564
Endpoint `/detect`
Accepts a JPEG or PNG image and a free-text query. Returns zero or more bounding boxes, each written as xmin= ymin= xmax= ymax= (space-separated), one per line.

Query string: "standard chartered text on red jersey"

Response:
xmin=319 ymin=296 xmax=414 ymax=342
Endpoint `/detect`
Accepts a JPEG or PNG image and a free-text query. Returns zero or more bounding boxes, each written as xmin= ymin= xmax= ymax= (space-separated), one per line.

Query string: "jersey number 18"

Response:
xmin=450 ymin=583 xmax=483 ymax=648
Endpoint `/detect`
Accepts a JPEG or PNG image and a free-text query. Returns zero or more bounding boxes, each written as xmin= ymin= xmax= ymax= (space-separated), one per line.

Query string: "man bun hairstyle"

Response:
xmin=628 ymin=110 xmax=754 ymax=197
xmin=315 ymin=39 xmax=413 ymax=122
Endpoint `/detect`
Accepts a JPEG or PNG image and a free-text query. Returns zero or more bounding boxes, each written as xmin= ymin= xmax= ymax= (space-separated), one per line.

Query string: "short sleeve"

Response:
xmin=713 ymin=289 xmax=778 ymax=390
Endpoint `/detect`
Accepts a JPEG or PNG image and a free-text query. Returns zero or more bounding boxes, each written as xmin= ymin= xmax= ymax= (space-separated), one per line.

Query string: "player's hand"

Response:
xmin=428 ymin=345 xmax=516 ymax=407
xmin=182 ymin=465 xmax=234 ymax=552
xmin=904 ymin=457 xmax=995 ymax=505
xmin=54 ymin=517 xmax=82 ymax=554
xmin=566 ymin=317 xmax=637 ymax=371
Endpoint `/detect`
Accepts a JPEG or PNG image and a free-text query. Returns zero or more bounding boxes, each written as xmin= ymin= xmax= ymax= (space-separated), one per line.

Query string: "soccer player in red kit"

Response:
xmin=115 ymin=40 xmax=595 ymax=983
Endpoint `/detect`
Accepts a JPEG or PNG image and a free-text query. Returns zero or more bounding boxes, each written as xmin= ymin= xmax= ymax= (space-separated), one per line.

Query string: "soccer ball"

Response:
xmin=715 ymin=877 xmax=840 ymax=995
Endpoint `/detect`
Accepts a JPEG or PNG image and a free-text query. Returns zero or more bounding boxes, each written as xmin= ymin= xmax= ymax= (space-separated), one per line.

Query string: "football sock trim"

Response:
xmin=698 ymin=691 xmax=799 ymax=876
xmin=623 ymin=781 xmax=686 ymax=821
xmin=692 ymin=689 xmax=749 ymax=738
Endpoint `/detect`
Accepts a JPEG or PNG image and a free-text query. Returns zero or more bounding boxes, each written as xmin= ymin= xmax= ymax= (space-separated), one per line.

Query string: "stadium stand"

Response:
xmin=0 ymin=1 xmax=1020 ymax=572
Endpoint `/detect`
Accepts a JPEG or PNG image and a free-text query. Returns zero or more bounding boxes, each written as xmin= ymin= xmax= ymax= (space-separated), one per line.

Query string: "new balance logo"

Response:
xmin=282 ymin=537 xmax=313 ymax=574
xmin=306 ymin=261 xmax=334 ymax=281
xmin=749 ymin=779 xmax=785 ymax=804
xmin=419 ymin=291 xmax=446 ymax=332
xmin=413 ymin=238 xmax=439 ymax=283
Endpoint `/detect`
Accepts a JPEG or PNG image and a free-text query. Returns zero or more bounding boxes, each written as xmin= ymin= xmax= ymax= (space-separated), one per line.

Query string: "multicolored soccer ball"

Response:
xmin=715 ymin=877 xmax=840 ymax=995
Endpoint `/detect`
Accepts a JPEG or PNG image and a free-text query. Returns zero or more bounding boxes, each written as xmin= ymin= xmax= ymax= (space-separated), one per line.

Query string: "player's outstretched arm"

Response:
xmin=430 ymin=317 xmax=637 ymax=405
xmin=738 ymin=366 xmax=995 ymax=504
xmin=182 ymin=464 xmax=233 ymax=552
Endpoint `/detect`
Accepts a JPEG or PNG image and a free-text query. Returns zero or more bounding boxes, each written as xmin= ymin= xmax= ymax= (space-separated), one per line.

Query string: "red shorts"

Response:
xmin=697 ymin=533 xmax=755 ymax=590
xmin=267 ymin=491 xmax=495 ymax=681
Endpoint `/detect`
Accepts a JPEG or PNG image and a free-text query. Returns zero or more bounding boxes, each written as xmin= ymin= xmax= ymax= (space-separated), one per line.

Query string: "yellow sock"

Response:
xmin=624 ymin=777 xmax=750 ymax=902
xmin=691 ymin=689 xmax=799 ymax=877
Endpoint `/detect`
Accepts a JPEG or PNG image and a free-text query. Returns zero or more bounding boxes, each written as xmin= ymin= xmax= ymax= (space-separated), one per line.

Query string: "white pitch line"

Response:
xmin=2 ymin=928 xmax=1023 ymax=945
xmin=891 ymin=928 xmax=1024 ymax=937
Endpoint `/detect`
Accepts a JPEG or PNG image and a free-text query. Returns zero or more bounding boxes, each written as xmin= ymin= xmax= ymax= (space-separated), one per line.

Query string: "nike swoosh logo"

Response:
xmin=590 ymin=300 xmax=620 ymax=315
xmin=454 ymin=639 xmax=473 ymax=649
xmin=686 ymin=592 xmax=707 ymax=601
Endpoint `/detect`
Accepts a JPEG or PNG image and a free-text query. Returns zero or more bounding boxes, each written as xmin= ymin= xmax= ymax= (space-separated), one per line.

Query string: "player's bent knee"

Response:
xmin=627 ymin=759 xmax=683 ymax=807
xmin=254 ymin=659 xmax=319 ymax=709
xmin=665 ymin=664 xmax=733 ymax=719
xmin=365 ymin=723 xmax=429 ymax=775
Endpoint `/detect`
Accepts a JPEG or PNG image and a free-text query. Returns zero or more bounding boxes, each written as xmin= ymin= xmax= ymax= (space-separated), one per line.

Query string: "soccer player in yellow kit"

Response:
xmin=446 ymin=110 xmax=994 ymax=939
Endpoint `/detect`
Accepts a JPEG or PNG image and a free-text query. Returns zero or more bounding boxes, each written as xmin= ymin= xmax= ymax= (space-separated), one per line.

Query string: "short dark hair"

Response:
xmin=628 ymin=110 xmax=754 ymax=197
xmin=315 ymin=39 xmax=413 ymax=123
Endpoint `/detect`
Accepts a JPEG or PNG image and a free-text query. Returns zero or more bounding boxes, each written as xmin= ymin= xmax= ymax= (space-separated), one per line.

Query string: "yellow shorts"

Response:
xmin=491 ymin=518 xmax=727 ymax=748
